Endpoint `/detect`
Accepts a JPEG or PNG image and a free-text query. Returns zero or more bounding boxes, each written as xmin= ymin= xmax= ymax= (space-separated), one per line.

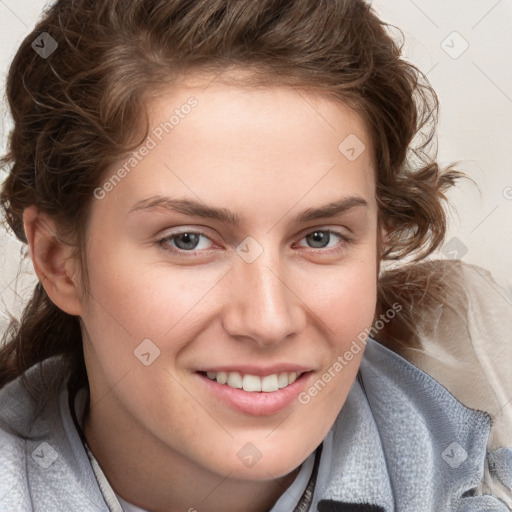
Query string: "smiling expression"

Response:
xmin=79 ymin=75 xmax=381 ymax=482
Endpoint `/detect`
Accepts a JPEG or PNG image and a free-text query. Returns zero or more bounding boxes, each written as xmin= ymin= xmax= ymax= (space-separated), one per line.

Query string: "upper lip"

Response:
xmin=197 ymin=364 xmax=312 ymax=377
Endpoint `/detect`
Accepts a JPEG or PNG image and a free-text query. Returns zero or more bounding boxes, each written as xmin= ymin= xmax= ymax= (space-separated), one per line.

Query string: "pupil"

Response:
xmin=176 ymin=233 xmax=199 ymax=250
xmin=307 ymin=231 xmax=329 ymax=248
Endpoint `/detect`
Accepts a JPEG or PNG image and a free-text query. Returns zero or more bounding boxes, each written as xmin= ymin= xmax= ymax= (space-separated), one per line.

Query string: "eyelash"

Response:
xmin=156 ymin=228 xmax=352 ymax=257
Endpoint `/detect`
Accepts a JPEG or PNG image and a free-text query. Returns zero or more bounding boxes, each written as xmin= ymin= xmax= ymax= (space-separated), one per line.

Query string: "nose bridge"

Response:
xmin=222 ymin=241 xmax=304 ymax=345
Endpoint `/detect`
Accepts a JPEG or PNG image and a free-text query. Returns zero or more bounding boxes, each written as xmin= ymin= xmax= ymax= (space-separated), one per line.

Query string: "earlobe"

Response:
xmin=23 ymin=205 xmax=83 ymax=316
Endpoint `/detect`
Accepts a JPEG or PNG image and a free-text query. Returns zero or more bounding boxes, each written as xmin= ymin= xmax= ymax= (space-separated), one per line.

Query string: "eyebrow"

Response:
xmin=129 ymin=195 xmax=368 ymax=224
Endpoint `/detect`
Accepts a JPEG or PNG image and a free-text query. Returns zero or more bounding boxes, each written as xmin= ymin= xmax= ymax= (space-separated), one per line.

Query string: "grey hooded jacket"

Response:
xmin=1 ymin=339 xmax=511 ymax=512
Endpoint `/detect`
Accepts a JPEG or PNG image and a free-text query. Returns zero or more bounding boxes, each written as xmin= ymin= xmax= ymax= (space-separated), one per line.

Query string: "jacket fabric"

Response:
xmin=1 ymin=337 xmax=511 ymax=511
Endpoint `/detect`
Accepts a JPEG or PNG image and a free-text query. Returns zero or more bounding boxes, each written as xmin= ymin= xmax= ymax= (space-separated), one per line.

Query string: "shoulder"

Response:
xmin=372 ymin=259 xmax=512 ymax=507
xmin=0 ymin=358 xmax=59 ymax=508
xmin=0 ymin=357 xmax=106 ymax=511
xmin=360 ymin=337 xmax=492 ymax=447
xmin=318 ymin=339 xmax=495 ymax=510
xmin=377 ymin=259 xmax=512 ymax=447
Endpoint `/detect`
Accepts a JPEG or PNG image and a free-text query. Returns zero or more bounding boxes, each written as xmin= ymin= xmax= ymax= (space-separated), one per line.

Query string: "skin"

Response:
xmin=25 ymin=74 xmax=382 ymax=512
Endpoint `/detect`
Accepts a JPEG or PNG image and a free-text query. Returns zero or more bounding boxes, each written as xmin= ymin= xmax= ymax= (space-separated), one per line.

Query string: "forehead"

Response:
xmin=99 ymin=78 xmax=376 ymax=222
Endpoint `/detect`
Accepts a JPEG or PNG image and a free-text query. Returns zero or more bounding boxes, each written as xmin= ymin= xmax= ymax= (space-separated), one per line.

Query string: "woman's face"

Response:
xmin=79 ymin=76 xmax=380 ymax=480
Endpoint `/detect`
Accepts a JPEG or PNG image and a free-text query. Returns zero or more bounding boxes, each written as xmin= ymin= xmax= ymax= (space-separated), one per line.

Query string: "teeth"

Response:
xmin=205 ymin=370 xmax=302 ymax=392
xmin=243 ymin=374 xmax=261 ymax=392
xmin=278 ymin=373 xmax=289 ymax=389
xmin=261 ymin=374 xmax=279 ymax=392
xmin=227 ymin=372 xmax=242 ymax=389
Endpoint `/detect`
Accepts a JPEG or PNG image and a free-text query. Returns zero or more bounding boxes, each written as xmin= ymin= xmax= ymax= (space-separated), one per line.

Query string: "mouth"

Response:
xmin=195 ymin=360 xmax=315 ymax=415
xmin=199 ymin=370 xmax=305 ymax=392
xmin=197 ymin=369 xmax=312 ymax=416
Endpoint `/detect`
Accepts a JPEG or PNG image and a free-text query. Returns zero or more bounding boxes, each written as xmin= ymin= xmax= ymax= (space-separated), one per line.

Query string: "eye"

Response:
xmin=158 ymin=231 xmax=214 ymax=253
xmin=296 ymin=229 xmax=347 ymax=250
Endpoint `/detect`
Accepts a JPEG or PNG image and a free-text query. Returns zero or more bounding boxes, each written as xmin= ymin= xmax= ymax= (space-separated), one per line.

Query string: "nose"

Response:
xmin=221 ymin=249 xmax=307 ymax=347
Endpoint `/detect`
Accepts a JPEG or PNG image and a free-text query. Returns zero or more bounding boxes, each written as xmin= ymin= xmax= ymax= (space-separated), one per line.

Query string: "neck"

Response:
xmin=82 ymin=402 xmax=300 ymax=512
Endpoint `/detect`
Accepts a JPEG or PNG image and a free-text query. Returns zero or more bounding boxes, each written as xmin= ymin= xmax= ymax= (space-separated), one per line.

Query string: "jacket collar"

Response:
xmin=311 ymin=339 xmax=492 ymax=511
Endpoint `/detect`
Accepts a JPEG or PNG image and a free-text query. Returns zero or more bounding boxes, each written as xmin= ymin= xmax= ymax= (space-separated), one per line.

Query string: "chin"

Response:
xmin=220 ymin=440 xmax=314 ymax=482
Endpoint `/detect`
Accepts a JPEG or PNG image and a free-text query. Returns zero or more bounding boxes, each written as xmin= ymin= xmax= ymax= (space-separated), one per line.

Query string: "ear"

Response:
xmin=377 ymin=223 xmax=388 ymax=267
xmin=23 ymin=205 xmax=83 ymax=316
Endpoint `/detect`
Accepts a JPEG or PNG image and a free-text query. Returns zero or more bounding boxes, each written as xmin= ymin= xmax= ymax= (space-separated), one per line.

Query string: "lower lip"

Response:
xmin=197 ymin=372 xmax=311 ymax=416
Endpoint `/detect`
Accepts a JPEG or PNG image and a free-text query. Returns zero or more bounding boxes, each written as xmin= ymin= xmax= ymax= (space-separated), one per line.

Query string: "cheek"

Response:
xmin=293 ymin=267 xmax=376 ymax=438
xmin=82 ymin=233 xmax=167 ymax=333
xmin=295 ymin=253 xmax=377 ymax=396
xmin=79 ymin=240 xmax=223 ymax=367
xmin=301 ymin=256 xmax=378 ymax=338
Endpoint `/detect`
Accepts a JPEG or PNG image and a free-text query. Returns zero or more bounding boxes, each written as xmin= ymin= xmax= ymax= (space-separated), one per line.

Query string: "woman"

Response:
xmin=1 ymin=0 xmax=510 ymax=510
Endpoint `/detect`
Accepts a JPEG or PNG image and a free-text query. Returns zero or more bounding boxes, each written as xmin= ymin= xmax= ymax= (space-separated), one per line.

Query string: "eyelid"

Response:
xmin=157 ymin=229 xmax=218 ymax=255
xmin=293 ymin=228 xmax=351 ymax=250
xmin=157 ymin=225 xmax=218 ymax=242
xmin=156 ymin=226 xmax=352 ymax=257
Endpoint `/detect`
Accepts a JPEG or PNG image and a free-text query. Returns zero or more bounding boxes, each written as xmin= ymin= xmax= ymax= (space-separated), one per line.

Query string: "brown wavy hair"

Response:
xmin=0 ymin=0 xmax=461 ymax=390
